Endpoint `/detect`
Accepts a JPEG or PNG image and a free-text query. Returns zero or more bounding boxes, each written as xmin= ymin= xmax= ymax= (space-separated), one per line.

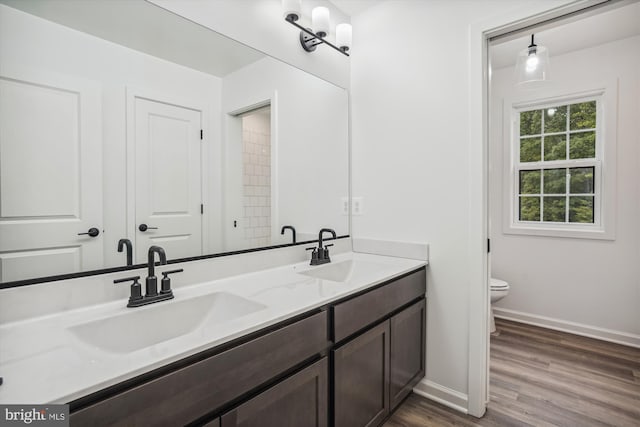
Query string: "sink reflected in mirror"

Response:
xmin=68 ymin=292 xmax=266 ymax=353
xmin=297 ymin=260 xmax=355 ymax=282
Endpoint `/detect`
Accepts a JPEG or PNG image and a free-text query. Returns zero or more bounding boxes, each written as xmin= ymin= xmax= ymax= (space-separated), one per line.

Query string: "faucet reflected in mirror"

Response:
xmin=281 ymin=225 xmax=296 ymax=243
xmin=114 ymin=246 xmax=182 ymax=308
xmin=117 ymin=239 xmax=133 ymax=266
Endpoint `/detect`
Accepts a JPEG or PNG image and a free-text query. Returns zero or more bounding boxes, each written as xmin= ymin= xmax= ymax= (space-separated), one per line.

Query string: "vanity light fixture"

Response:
xmin=282 ymin=0 xmax=352 ymax=56
xmin=515 ymin=34 xmax=549 ymax=84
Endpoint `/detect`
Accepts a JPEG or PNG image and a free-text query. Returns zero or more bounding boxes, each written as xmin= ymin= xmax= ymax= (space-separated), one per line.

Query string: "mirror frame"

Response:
xmin=0 ymin=235 xmax=350 ymax=289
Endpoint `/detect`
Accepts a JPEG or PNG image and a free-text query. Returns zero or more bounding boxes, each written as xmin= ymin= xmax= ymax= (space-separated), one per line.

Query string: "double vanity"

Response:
xmin=0 ymin=247 xmax=427 ymax=427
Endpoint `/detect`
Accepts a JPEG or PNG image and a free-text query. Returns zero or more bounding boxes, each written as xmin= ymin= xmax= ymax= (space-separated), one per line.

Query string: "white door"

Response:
xmin=134 ymin=97 xmax=202 ymax=263
xmin=0 ymin=67 xmax=103 ymax=282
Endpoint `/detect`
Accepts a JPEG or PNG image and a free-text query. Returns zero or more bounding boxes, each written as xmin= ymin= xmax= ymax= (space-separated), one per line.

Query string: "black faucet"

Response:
xmin=117 ymin=238 xmax=133 ymax=266
xmin=114 ymin=246 xmax=181 ymax=307
xmin=307 ymin=228 xmax=337 ymax=265
xmin=281 ymin=225 xmax=296 ymax=243
xmin=146 ymin=246 xmax=167 ymax=297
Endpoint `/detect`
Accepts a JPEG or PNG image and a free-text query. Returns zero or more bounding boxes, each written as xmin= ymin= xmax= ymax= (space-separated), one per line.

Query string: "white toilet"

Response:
xmin=490 ymin=278 xmax=510 ymax=334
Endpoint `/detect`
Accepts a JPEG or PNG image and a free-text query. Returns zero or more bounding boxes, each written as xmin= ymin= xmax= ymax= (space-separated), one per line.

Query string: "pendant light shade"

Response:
xmin=515 ymin=34 xmax=549 ymax=84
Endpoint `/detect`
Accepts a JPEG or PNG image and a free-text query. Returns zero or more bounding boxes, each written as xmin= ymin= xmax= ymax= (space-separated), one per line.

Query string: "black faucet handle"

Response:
xmin=161 ymin=268 xmax=184 ymax=278
xmin=305 ymin=246 xmax=317 ymax=251
xmin=114 ymin=275 xmax=140 ymax=284
xmin=160 ymin=269 xmax=182 ymax=294
xmin=114 ymin=276 xmax=143 ymax=303
xmin=324 ymin=244 xmax=334 ymax=248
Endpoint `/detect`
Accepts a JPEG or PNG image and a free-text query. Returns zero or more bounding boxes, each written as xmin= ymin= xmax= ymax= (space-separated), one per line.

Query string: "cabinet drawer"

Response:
xmin=332 ymin=269 xmax=425 ymax=343
xmin=221 ymin=357 xmax=328 ymax=427
xmin=71 ymin=310 xmax=329 ymax=427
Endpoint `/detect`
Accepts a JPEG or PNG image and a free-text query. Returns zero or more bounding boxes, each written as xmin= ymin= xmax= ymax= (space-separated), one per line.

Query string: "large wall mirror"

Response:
xmin=0 ymin=0 xmax=349 ymax=285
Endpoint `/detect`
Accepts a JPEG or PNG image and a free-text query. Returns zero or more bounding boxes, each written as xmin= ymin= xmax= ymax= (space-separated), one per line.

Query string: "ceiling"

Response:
xmin=0 ymin=0 xmax=264 ymax=77
xmin=491 ymin=2 xmax=640 ymax=70
xmin=329 ymin=0 xmax=383 ymax=17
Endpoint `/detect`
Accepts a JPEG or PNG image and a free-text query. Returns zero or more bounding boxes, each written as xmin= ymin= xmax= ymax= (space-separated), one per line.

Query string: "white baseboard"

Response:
xmin=493 ymin=307 xmax=640 ymax=348
xmin=413 ymin=379 xmax=468 ymax=414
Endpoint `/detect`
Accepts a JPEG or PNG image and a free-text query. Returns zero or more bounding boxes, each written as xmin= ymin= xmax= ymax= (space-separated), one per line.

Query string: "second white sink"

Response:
xmin=297 ymin=260 xmax=355 ymax=282
xmin=68 ymin=292 xmax=266 ymax=353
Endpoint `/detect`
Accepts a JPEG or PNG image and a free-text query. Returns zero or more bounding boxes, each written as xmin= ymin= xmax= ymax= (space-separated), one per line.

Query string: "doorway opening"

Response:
xmin=239 ymin=106 xmax=272 ymax=249
xmin=485 ymin=1 xmax=639 ymax=421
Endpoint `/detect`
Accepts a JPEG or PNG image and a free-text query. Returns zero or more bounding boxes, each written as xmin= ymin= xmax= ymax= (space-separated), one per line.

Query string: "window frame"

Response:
xmin=502 ymin=83 xmax=617 ymax=240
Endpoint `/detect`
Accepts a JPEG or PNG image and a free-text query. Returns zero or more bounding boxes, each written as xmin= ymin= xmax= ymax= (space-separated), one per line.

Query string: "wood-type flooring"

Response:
xmin=384 ymin=318 xmax=640 ymax=427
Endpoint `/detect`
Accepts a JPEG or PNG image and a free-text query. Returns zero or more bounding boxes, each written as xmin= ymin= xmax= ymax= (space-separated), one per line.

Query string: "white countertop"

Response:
xmin=0 ymin=252 xmax=425 ymax=404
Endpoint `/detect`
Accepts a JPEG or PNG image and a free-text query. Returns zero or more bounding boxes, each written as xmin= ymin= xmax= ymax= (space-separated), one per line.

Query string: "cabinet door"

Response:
xmin=334 ymin=321 xmax=390 ymax=427
xmin=390 ymin=298 xmax=426 ymax=410
xmin=221 ymin=357 xmax=328 ymax=427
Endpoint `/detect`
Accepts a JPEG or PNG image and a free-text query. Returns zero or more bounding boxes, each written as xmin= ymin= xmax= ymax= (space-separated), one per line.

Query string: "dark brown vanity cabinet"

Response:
xmin=332 ymin=269 xmax=426 ymax=427
xmin=69 ymin=267 xmax=426 ymax=427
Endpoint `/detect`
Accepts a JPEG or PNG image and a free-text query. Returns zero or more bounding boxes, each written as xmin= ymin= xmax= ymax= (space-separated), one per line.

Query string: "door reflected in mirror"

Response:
xmin=0 ymin=0 xmax=349 ymax=285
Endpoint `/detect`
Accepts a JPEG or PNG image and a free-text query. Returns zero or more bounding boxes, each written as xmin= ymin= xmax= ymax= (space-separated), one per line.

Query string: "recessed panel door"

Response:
xmin=134 ymin=97 xmax=202 ymax=262
xmin=0 ymin=68 xmax=102 ymax=282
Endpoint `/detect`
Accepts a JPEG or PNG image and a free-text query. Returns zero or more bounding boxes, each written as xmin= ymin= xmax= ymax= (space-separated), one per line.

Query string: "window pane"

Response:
xmin=520 ymin=137 xmax=541 ymax=162
xmin=544 ymin=105 xmax=567 ymax=133
xmin=519 ymin=170 xmax=540 ymax=194
xmin=569 ymin=131 xmax=595 ymax=159
xmin=543 ymin=197 xmax=566 ymax=222
xmin=520 ymin=110 xmax=541 ymax=136
xmin=543 ymin=169 xmax=566 ymax=194
xmin=569 ymin=196 xmax=594 ymax=223
xmin=569 ymin=167 xmax=594 ymax=194
xmin=544 ymin=135 xmax=566 ymax=161
xmin=519 ymin=197 xmax=540 ymax=221
xmin=570 ymin=101 xmax=596 ymax=130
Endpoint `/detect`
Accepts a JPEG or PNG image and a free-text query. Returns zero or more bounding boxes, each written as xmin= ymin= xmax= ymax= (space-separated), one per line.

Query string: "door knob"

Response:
xmin=138 ymin=224 xmax=158 ymax=232
xmin=78 ymin=227 xmax=100 ymax=237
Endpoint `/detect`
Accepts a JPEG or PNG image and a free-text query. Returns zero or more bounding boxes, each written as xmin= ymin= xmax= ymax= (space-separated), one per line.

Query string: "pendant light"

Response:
xmin=515 ymin=34 xmax=549 ymax=84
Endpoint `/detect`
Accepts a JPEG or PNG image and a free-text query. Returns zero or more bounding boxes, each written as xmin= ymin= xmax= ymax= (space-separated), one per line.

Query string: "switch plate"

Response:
xmin=341 ymin=197 xmax=349 ymax=215
xmin=352 ymin=197 xmax=364 ymax=215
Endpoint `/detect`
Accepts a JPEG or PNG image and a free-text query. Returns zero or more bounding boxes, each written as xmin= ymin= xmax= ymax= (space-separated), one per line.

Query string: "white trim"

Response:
xmin=494 ymin=307 xmax=640 ymax=349
xmin=413 ymin=380 xmax=469 ymax=414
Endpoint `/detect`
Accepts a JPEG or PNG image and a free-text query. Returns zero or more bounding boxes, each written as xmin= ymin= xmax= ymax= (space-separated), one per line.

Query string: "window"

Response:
xmin=517 ymin=100 xmax=598 ymax=225
xmin=504 ymin=88 xmax=616 ymax=240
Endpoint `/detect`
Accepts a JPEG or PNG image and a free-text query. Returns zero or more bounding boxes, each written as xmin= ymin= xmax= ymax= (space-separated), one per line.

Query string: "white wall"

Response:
xmin=490 ymin=36 xmax=640 ymax=346
xmin=149 ymin=0 xmax=350 ymax=89
xmin=350 ymin=0 xmax=577 ymax=413
xmin=0 ymin=5 xmax=222 ymax=267
xmin=222 ymin=57 xmax=349 ymax=245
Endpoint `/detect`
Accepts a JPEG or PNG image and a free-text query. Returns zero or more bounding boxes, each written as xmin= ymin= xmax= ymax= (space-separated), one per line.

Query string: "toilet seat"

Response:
xmin=490 ymin=278 xmax=509 ymax=290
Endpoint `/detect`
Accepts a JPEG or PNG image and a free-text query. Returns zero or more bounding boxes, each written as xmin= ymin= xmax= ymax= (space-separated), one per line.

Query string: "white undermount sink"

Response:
xmin=297 ymin=260 xmax=355 ymax=282
xmin=68 ymin=292 xmax=266 ymax=353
